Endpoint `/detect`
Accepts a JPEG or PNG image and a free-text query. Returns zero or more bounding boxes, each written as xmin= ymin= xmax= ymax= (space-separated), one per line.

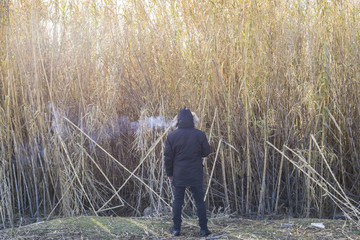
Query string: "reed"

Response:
xmin=1 ymin=0 xmax=360 ymax=227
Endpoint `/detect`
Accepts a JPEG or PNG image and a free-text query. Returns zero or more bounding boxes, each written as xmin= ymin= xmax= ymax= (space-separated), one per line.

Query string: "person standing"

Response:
xmin=164 ymin=107 xmax=211 ymax=237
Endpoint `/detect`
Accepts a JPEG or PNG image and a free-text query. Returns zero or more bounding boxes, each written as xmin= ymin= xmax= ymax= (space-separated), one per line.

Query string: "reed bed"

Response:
xmin=0 ymin=0 xmax=359 ymax=227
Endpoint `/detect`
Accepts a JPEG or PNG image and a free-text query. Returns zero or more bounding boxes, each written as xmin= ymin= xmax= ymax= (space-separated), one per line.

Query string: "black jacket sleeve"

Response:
xmin=164 ymin=137 xmax=174 ymax=176
xmin=201 ymin=132 xmax=210 ymax=157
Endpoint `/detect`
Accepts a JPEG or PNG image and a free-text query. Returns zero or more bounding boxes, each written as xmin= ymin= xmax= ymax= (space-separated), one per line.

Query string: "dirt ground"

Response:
xmin=1 ymin=216 xmax=359 ymax=239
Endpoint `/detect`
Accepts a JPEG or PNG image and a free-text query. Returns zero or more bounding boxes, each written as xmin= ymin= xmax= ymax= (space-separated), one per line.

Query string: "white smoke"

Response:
xmin=142 ymin=115 xmax=173 ymax=130
xmin=49 ymin=104 xmax=178 ymax=141
xmin=110 ymin=115 xmax=174 ymax=135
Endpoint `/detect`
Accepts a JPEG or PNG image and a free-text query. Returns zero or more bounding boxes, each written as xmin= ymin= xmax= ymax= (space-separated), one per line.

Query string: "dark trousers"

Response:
xmin=172 ymin=185 xmax=208 ymax=231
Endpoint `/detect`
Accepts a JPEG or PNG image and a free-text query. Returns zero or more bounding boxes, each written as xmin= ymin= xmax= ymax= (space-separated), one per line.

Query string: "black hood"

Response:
xmin=177 ymin=108 xmax=194 ymax=128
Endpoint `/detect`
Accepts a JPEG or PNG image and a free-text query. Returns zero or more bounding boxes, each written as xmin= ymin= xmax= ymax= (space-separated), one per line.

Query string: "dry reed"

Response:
xmin=0 ymin=0 xmax=360 ymax=227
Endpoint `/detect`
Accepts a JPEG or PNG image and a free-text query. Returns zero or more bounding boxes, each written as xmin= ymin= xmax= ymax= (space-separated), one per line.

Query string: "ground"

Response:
xmin=0 ymin=216 xmax=359 ymax=239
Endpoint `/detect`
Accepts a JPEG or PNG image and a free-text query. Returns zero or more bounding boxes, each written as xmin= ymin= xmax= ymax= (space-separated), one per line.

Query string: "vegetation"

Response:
xmin=0 ymin=0 xmax=359 ymax=229
xmin=1 ymin=216 xmax=360 ymax=239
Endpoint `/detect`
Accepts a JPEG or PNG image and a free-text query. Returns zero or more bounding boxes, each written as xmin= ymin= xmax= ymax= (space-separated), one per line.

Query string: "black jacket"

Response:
xmin=164 ymin=108 xmax=210 ymax=187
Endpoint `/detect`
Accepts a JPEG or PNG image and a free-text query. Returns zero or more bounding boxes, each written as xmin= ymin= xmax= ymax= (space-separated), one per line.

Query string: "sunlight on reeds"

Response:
xmin=0 ymin=0 xmax=359 ymax=227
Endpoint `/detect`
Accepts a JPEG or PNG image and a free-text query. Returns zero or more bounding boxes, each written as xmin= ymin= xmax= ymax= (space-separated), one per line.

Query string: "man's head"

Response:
xmin=174 ymin=107 xmax=199 ymax=128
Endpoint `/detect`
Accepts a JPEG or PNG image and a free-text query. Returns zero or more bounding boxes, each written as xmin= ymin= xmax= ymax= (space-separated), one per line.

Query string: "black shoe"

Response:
xmin=172 ymin=230 xmax=180 ymax=237
xmin=169 ymin=227 xmax=180 ymax=237
xmin=200 ymin=229 xmax=211 ymax=237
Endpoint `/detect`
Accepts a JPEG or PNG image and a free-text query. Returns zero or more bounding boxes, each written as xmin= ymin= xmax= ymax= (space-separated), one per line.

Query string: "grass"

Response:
xmin=1 ymin=0 xmax=360 ymax=228
xmin=1 ymin=216 xmax=359 ymax=240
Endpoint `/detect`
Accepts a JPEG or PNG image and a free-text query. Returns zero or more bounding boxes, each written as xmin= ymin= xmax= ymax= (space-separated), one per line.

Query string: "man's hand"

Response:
xmin=168 ymin=176 xmax=173 ymax=181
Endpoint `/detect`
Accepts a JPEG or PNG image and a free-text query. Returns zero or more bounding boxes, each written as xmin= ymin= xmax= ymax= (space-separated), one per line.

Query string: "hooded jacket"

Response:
xmin=164 ymin=108 xmax=210 ymax=187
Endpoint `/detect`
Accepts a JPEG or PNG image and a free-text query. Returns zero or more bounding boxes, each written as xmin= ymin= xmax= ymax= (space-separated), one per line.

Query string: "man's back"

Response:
xmin=164 ymin=108 xmax=210 ymax=187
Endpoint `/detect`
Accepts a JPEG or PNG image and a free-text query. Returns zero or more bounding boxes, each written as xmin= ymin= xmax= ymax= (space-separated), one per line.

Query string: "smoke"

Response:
xmin=50 ymin=104 xmax=175 ymax=141
xmin=107 ymin=115 xmax=174 ymax=135
xmin=139 ymin=115 xmax=174 ymax=130
xmin=92 ymin=115 xmax=174 ymax=142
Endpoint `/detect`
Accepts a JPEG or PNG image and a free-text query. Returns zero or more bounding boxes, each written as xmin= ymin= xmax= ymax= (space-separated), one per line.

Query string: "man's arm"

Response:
xmin=164 ymin=137 xmax=174 ymax=179
xmin=201 ymin=132 xmax=210 ymax=157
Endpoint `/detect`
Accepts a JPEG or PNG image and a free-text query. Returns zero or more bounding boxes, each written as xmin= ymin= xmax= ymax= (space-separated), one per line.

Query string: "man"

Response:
xmin=164 ymin=107 xmax=211 ymax=237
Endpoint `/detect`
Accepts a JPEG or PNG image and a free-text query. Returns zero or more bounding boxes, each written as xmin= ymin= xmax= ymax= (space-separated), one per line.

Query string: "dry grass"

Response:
xmin=1 ymin=0 xmax=360 ymax=228
xmin=1 ymin=216 xmax=359 ymax=240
